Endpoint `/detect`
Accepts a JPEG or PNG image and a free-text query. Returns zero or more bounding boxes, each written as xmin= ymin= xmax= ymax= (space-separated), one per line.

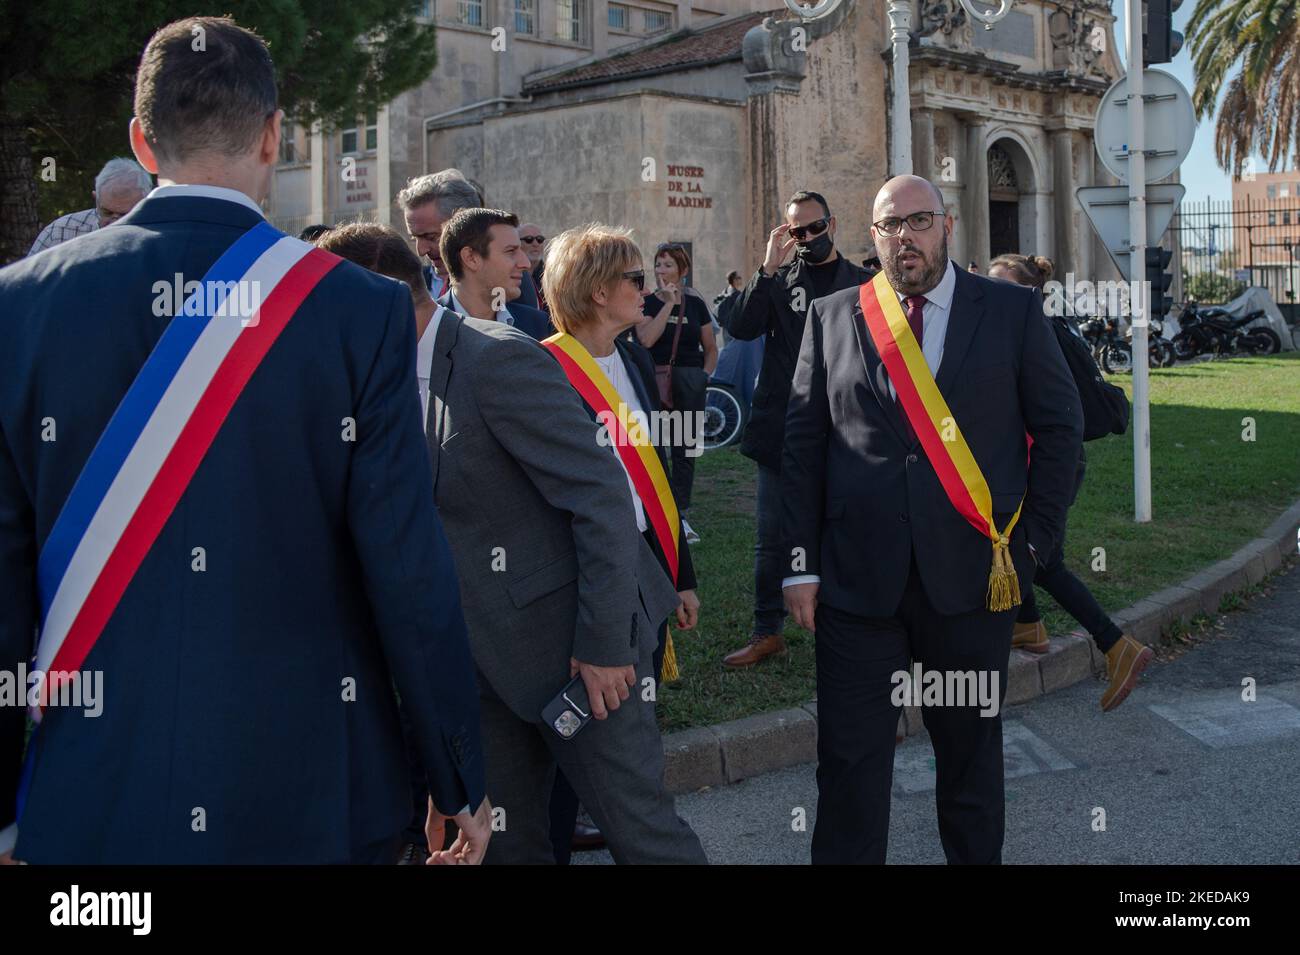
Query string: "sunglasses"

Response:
xmin=623 ymin=269 xmax=646 ymax=290
xmin=520 ymin=235 xmax=546 ymax=244
xmin=789 ymin=217 xmax=830 ymax=241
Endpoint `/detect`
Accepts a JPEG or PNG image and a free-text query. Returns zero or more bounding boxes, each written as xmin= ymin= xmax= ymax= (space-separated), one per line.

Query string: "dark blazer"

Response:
xmin=729 ymin=253 xmax=871 ymax=470
xmin=436 ymin=288 xmax=551 ymax=341
xmin=780 ymin=264 xmax=1083 ymax=618
xmin=605 ymin=338 xmax=697 ymax=593
xmin=425 ymin=315 xmax=682 ymax=721
xmin=0 ymin=195 xmax=485 ymax=863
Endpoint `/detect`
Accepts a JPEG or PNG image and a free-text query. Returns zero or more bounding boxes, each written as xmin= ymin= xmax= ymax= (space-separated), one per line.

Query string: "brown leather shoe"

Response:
xmin=1012 ymin=620 xmax=1050 ymax=653
xmin=722 ymin=633 xmax=787 ymax=668
xmin=1101 ymin=634 xmax=1153 ymax=712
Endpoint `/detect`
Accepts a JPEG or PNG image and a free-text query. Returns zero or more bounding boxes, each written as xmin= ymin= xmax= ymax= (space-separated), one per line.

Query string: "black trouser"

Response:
xmin=1015 ymin=534 xmax=1122 ymax=654
xmin=812 ymin=566 xmax=1016 ymax=865
xmin=753 ymin=463 xmax=787 ymax=637
xmin=667 ymin=365 xmax=707 ymax=513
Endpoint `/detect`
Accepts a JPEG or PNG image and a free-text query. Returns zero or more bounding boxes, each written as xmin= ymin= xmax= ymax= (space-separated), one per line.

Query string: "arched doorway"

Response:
xmin=988 ymin=144 xmax=1020 ymax=257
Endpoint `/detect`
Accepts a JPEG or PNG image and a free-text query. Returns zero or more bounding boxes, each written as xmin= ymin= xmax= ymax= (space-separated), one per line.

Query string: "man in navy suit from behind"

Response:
xmin=0 ymin=16 xmax=491 ymax=864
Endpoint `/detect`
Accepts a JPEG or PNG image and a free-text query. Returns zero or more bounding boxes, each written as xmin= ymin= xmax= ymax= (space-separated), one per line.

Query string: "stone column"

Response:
xmin=964 ymin=118 xmax=989 ymax=269
xmin=912 ymin=108 xmax=936 ymax=183
xmin=1051 ymin=128 xmax=1077 ymax=278
xmin=310 ymin=120 xmax=326 ymax=223
xmin=887 ymin=1 xmax=913 ymax=175
xmin=592 ymin=0 xmax=610 ymax=58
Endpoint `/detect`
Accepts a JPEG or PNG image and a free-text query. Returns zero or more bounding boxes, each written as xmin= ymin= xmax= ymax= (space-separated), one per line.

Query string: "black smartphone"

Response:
xmin=542 ymin=673 xmax=593 ymax=741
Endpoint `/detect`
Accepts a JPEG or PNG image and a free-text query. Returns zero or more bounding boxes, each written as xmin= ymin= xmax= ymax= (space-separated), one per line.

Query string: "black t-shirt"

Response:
xmin=805 ymin=254 xmax=842 ymax=301
xmin=643 ymin=291 xmax=709 ymax=367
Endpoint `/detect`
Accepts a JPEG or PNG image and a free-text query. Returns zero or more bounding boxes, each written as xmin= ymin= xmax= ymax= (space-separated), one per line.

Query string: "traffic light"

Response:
xmin=1143 ymin=0 xmax=1184 ymax=66
xmin=1145 ymin=247 xmax=1173 ymax=320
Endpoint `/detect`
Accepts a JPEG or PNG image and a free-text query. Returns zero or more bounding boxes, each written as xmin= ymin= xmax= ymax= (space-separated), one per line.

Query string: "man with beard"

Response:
xmin=720 ymin=191 xmax=870 ymax=668
xmin=781 ymin=175 xmax=1082 ymax=864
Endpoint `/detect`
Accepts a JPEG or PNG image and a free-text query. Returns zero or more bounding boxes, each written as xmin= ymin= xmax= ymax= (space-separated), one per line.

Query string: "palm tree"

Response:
xmin=1187 ymin=0 xmax=1299 ymax=175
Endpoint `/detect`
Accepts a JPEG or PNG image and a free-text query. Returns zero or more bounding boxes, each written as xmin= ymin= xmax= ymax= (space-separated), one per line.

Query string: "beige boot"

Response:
xmin=1012 ymin=620 xmax=1050 ymax=654
xmin=1101 ymin=634 xmax=1154 ymax=712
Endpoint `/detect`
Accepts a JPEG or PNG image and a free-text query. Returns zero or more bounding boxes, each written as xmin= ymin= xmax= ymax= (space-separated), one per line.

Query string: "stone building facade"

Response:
xmin=265 ymin=0 xmax=1125 ymax=296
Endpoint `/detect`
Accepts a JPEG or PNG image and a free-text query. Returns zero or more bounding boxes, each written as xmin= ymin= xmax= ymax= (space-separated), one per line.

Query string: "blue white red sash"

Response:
xmin=29 ymin=221 xmax=341 ymax=719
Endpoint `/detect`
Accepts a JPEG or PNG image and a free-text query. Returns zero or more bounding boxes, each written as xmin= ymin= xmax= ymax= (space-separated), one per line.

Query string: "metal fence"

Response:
xmin=1171 ymin=197 xmax=1300 ymax=325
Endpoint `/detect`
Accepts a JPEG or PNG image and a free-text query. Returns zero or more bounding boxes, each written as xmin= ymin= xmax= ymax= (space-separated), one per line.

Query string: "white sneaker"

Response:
xmin=682 ymin=519 xmax=701 ymax=544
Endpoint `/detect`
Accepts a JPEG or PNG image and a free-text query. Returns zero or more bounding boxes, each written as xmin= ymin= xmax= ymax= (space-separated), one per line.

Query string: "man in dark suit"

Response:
xmin=723 ymin=190 xmax=870 ymax=668
xmin=0 ymin=16 xmax=489 ymax=864
xmin=781 ymin=175 xmax=1083 ymax=864
xmin=435 ymin=208 xmax=551 ymax=341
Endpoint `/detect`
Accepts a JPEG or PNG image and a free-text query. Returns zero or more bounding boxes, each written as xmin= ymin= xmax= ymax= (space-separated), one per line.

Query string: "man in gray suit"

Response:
xmin=425 ymin=306 xmax=706 ymax=865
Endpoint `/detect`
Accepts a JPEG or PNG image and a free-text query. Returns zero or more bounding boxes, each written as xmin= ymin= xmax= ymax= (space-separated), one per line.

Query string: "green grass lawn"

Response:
xmin=658 ymin=352 xmax=1300 ymax=732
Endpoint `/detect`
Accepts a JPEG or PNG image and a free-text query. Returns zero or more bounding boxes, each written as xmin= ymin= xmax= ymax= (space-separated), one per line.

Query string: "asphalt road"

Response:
xmin=579 ymin=558 xmax=1300 ymax=864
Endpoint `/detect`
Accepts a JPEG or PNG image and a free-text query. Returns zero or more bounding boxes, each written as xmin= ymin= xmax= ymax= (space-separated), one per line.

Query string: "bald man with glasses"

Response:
xmin=781 ymin=175 xmax=1083 ymax=865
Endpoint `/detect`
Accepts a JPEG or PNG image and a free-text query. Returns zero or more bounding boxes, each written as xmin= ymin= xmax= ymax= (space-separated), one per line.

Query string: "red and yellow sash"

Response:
xmin=859 ymin=271 xmax=1024 ymax=611
xmin=542 ymin=333 xmax=680 ymax=584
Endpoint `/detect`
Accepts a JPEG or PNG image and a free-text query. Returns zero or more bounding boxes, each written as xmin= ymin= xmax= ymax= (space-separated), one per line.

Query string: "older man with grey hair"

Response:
xmin=27 ymin=157 xmax=152 ymax=256
xmin=397 ymin=168 xmax=540 ymax=309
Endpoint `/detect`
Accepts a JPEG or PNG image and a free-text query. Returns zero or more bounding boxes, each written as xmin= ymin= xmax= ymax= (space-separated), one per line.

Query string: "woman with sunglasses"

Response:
xmin=542 ymin=223 xmax=704 ymax=862
xmin=634 ymin=243 xmax=718 ymax=544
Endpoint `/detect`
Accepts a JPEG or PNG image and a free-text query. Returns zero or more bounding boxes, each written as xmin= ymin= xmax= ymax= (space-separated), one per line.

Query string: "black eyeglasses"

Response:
xmin=789 ymin=217 xmax=830 ymax=241
xmin=520 ymin=235 xmax=546 ymax=244
xmin=873 ymin=211 xmax=946 ymax=237
xmin=623 ymin=269 xmax=646 ymax=290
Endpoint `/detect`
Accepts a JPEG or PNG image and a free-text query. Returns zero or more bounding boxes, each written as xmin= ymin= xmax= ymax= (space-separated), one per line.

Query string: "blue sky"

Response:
xmin=1108 ymin=0 xmax=1235 ymax=201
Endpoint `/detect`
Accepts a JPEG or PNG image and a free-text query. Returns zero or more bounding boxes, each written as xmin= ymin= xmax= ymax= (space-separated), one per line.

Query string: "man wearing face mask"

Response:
xmin=720 ymin=190 xmax=870 ymax=669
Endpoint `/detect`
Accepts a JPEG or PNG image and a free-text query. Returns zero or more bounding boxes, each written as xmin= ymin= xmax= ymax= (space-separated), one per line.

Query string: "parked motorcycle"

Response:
xmin=1172 ymin=305 xmax=1281 ymax=359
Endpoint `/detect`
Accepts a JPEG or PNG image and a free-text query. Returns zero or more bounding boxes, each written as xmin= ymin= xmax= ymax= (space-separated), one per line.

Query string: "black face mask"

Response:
xmin=795 ymin=231 xmax=834 ymax=262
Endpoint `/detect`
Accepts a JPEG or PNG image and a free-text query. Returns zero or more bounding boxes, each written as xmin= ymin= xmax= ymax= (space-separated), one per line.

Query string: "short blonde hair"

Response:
xmin=542 ymin=223 xmax=641 ymax=334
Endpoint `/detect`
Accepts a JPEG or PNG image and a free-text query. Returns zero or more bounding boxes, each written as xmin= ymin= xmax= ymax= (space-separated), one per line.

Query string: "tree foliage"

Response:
xmin=1187 ymin=0 xmax=1300 ymax=175
xmin=0 ymin=1 xmax=437 ymax=240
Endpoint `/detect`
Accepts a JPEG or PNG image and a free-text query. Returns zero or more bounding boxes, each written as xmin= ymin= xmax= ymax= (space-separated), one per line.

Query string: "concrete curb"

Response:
xmin=662 ymin=498 xmax=1300 ymax=795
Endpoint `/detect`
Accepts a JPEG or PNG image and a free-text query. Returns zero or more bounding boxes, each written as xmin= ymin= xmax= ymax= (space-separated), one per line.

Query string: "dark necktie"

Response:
xmin=896 ymin=294 xmax=927 ymax=444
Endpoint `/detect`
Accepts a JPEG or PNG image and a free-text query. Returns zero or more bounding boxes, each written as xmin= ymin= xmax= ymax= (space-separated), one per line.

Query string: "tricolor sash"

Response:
xmin=541 ymin=333 xmax=680 ymax=584
xmin=30 ymin=221 xmax=342 ymax=718
xmin=859 ymin=271 xmax=1024 ymax=611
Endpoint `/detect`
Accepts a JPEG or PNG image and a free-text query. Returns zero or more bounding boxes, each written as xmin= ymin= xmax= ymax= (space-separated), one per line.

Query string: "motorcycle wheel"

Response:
xmin=1246 ymin=327 xmax=1282 ymax=355
xmin=1171 ymin=334 xmax=1198 ymax=361
xmin=1101 ymin=342 xmax=1132 ymax=375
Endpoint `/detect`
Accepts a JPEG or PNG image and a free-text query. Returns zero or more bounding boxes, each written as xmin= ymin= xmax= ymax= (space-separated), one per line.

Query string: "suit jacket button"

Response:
xmin=907 ymin=453 xmax=918 ymax=463
xmin=899 ymin=513 xmax=909 ymax=523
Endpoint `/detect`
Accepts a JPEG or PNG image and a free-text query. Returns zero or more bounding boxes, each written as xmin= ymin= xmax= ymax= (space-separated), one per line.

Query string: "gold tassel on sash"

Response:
xmin=660 ymin=627 xmax=680 ymax=683
xmin=986 ymin=534 xmax=1022 ymax=612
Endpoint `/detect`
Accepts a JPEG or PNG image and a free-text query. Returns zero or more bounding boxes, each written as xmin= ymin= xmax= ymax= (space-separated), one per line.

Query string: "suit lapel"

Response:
xmin=425 ymin=312 xmax=462 ymax=490
xmin=934 ymin=265 xmax=984 ymax=398
xmin=849 ymin=293 xmax=916 ymax=447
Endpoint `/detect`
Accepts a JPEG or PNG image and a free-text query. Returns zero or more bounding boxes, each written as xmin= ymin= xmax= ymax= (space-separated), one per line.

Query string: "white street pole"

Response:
xmin=888 ymin=1 xmax=913 ymax=175
xmin=1126 ymin=0 xmax=1152 ymax=522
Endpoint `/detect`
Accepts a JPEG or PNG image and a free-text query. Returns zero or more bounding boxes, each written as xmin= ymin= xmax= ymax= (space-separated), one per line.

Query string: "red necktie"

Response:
xmin=896 ymin=295 xmax=927 ymax=444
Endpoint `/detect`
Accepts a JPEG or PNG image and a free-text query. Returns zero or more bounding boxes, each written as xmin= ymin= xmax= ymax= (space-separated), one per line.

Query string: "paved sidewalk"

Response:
xmin=580 ymin=558 xmax=1300 ymax=864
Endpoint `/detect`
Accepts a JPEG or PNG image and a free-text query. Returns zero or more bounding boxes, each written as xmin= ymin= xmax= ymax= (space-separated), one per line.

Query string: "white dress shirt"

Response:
xmin=783 ymin=260 xmax=958 ymax=590
xmin=447 ymin=287 xmax=514 ymax=326
xmin=145 ymin=183 xmax=267 ymax=217
xmin=592 ymin=349 xmax=649 ymax=533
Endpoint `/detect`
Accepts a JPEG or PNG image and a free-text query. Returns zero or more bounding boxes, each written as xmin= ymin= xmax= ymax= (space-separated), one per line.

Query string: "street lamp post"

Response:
xmin=887 ymin=1 xmax=913 ymax=175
